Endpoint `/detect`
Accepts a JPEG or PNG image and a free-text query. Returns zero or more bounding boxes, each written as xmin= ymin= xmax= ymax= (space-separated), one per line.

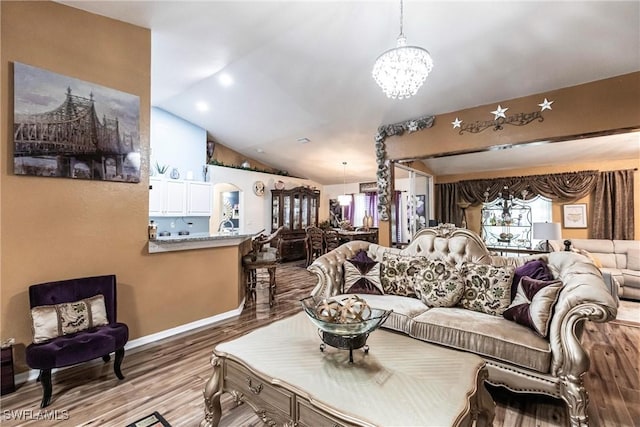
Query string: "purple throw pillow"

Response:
xmin=503 ymin=276 xmax=563 ymax=337
xmin=343 ymin=250 xmax=383 ymax=295
xmin=511 ymin=260 xmax=552 ymax=301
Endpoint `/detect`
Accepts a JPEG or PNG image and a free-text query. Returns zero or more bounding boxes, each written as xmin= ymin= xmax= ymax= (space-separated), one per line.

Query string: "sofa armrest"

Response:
xmin=308 ymin=241 xmax=371 ymax=298
xmin=546 ymin=252 xmax=617 ymax=378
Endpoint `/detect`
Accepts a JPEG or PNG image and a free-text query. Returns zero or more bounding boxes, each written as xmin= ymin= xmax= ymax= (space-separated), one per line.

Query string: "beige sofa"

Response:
xmin=308 ymin=226 xmax=617 ymax=427
xmin=549 ymin=238 xmax=640 ymax=301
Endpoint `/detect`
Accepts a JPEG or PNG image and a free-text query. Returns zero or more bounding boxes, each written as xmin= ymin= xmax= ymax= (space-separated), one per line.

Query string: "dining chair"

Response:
xmin=323 ymin=229 xmax=341 ymax=253
xmin=305 ymin=226 xmax=324 ymax=266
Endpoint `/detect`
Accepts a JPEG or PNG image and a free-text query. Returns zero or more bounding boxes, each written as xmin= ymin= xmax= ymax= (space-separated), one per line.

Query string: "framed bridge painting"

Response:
xmin=13 ymin=62 xmax=141 ymax=183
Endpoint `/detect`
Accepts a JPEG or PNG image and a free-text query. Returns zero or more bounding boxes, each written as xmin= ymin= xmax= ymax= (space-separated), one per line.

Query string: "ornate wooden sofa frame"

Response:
xmin=307 ymin=225 xmax=617 ymax=427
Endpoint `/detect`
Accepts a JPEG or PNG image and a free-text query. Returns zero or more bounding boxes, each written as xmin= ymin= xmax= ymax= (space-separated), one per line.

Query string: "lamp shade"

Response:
xmin=533 ymin=222 xmax=561 ymax=240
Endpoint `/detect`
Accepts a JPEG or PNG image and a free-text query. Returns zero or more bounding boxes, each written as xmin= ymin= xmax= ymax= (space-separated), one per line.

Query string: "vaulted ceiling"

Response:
xmin=59 ymin=1 xmax=640 ymax=184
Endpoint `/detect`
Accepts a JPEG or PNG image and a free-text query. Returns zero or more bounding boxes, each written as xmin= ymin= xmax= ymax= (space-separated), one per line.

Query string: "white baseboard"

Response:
xmin=14 ymin=300 xmax=245 ymax=385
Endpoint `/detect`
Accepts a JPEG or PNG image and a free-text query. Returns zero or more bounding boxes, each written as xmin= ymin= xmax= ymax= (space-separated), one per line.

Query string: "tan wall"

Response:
xmin=436 ymin=159 xmax=640 ymax=240
xmin=386 ymin=72 xmax=640 ymax=161
xmin=1 ymin=1 xmax=242 ymax=374
xmin=381 ymin=73 xmax=640 ymax=243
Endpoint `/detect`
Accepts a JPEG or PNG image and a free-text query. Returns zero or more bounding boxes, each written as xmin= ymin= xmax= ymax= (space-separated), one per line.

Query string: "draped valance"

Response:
xmin=453 ymin=170 xmax=599 ymax=205
xmin=435 ymin=169 xmax=635 ymax=240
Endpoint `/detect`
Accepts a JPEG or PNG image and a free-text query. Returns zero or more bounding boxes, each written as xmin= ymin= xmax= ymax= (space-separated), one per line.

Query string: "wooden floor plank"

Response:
xmin=1 ymin=261 xmax=638 ymax=427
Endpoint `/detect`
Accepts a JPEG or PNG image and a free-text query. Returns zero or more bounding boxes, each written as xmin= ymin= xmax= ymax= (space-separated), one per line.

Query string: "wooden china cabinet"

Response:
xmin=271 ymin=186 xmax=320 ymax=261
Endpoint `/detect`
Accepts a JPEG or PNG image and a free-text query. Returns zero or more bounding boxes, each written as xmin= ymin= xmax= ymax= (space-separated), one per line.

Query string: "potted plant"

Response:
xmin=155 ymin=161 xmax=169 ymax=176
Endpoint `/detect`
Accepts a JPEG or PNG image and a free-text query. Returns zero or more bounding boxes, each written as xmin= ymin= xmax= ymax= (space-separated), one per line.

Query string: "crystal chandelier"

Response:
xmin=372 ymin=0 xmax=433 ymax=99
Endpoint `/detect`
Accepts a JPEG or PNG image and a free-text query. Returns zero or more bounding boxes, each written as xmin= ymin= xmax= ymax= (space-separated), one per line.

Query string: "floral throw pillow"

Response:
xmin=343 ymin=250 xmax=383 ymax=295
xmin=414 ymin=259 xmax=465 ymax=307
xmin=380 ymin=252 xmax=428 ymax=297
xmin=504 ymin=276 xmax=563 ymax=337
xmin=57 ymin=300 xmax=91 ymax=335
xmin=458 ymin=263 xmax=515 ymax=316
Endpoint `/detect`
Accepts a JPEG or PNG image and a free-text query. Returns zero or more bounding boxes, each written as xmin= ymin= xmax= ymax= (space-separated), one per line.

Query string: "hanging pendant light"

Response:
xmin=372 ymin=0 xmax=433 ymax=99
xmin=338 ymin=161 xmax=351 ymax=206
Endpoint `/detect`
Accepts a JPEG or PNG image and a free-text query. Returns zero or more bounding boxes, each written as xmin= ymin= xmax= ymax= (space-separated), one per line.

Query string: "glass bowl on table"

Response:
xmin=300 ymin=295 xmax=392 ymax=362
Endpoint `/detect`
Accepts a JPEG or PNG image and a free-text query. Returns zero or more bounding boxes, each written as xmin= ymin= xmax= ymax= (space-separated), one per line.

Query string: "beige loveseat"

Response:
xmin=549 ymin=238 xmax=640 ymax=301
xmin=308 ymin=226 xmax=617 ymax=427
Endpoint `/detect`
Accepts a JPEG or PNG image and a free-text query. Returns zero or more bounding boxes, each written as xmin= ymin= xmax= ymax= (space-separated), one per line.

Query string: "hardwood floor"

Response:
xmin=1 ymin=261 xmax=638 ymax=427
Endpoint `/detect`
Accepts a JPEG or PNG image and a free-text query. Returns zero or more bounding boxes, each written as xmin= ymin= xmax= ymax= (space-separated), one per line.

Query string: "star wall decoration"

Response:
xmin=451 ymin=99 xmax=555 ymax=134
xmin=491 ymin=105 xmax=509 ymax=120
xmin=538 ymin=98 xmax=554 ymax=111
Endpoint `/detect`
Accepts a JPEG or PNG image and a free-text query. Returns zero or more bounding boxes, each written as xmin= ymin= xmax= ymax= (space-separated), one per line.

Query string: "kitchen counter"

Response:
xmin=148 ymin=232 xmax=254 ymax=253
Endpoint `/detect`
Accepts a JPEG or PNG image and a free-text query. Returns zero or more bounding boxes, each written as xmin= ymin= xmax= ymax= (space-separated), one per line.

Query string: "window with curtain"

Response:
xmin=352 ymin=193 xmax=379 ymax=228
xmin=481 ymin=195 xmax=552 ymax=248
xmin=528 ymin=196 xmax=553 ymax=247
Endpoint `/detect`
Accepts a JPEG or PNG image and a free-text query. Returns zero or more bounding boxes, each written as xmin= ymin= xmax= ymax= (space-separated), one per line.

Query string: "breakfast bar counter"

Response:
xmin=148 ymin=232 xmax=254 ymax=253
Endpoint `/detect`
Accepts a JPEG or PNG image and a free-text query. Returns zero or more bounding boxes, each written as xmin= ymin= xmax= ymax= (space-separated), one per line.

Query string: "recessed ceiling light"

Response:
xmin=218 ymin=73 xmax=233 ymax=87
xmin=297 ymin=137 xmax=311 ymax=144
xmin=196 ymin=101 xmax=209 ymax=112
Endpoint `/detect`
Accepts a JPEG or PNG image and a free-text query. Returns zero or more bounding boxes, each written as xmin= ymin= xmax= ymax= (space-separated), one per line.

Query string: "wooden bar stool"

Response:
xmin=243 ymin=259 xmax=278 ymax=305
xmin=242 ymin=227 xmax=284 ymax=307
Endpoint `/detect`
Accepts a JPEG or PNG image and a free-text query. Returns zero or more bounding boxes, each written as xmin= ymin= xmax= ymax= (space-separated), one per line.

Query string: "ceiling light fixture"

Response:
xmin=218 ymin=73 xmax=233 ymax=87
xmin=372 ymin=0 xmax=433 ymax=99
xmin=196 ymin=101 xmax=209 ymax=112
xmin=338 ymin=161 xmax=351 ymax=206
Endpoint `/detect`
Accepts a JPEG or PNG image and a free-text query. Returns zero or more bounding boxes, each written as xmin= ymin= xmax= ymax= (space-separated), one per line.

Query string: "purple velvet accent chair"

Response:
xmin=25 ymin=275 xmax=128 ymax=408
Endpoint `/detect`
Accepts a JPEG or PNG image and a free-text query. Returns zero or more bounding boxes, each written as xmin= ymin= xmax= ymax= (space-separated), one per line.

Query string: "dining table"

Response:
xmin=336 ymin=228 xmax=378 ymax=244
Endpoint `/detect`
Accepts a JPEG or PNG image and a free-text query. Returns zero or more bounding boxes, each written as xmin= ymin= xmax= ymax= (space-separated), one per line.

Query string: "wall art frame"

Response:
xmin=563 ymin=203 xmax=588 ymax=229
xmin=359 ymin=182 xmax=378 ymax=193
xmin=13 ymin=62 xmax=140 ymax=183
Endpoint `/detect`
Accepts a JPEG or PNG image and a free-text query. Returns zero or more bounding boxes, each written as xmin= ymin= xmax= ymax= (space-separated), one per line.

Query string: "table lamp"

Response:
xmin=533 ymin=222 xmax=561 ymax=252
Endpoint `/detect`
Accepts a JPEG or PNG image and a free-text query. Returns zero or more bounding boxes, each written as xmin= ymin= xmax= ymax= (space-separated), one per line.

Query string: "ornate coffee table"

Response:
xmin=201 ymin=312 xmax=495 ymax=427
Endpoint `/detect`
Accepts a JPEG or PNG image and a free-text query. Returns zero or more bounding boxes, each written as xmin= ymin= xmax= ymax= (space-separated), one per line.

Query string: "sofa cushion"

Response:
xmin=621 ymin=269 xmax=640 ymax=289
xmin=410 ymin=308 xmax=552 ymax=373
xmin=352 ymin=294 xmax=429 ymax=334
xmin=511 ymin=260 xmax=553 ymax=301
xmin=572 ymin=248 xmax=603 ymax=268
xmin=504 ymin=277 xmax=563 ymax=337
xmin=380 ymin=252 xmax=427 ymax=297
xmin=343 ymin=250 xmax=383 ymax=295
xmin=458 ymin=263 xmax=515 ymax=316
xmin=414 ymin=260 xmax=465 ymax=308
xmin=31 ymin=295 xmax=109 ymax=344
xmin=626 ymin=248 xmax=640 ymax=271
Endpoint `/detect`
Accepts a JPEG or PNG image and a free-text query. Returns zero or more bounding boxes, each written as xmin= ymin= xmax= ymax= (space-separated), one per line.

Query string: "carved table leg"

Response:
xmin=201 ymin=354 xmax=223 ymax=427
xmin=560 ymin=374 xmax=589 ymax=427
xmin=268 ymin=267 xmax=276 ymax=306
xmin=472 ymin=368 xmax=495 ymax=427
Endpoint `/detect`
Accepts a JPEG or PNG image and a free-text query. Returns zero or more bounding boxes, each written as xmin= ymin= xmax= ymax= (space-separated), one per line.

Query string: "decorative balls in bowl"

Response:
xmin=301 ymin=295 xmax=391 ymax=337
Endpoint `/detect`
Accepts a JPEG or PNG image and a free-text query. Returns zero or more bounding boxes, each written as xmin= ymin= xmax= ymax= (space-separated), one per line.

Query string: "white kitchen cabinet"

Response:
xmin=149 ymin=178 xmax=211 ymax=216
xmin=187 ymin=181 xmax=213 ymax=216
xmin=149 ymin=177 xmax=165 ymax=215
xmin=149 ymin=177 xmax=187 ymax=216
xmin=165 ymin=180 xmax=187 ymax=215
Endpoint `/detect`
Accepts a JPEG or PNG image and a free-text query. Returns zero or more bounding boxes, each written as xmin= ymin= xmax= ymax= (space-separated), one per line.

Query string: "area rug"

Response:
xmin=126 ymin=411 xmax=171 ymax=427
